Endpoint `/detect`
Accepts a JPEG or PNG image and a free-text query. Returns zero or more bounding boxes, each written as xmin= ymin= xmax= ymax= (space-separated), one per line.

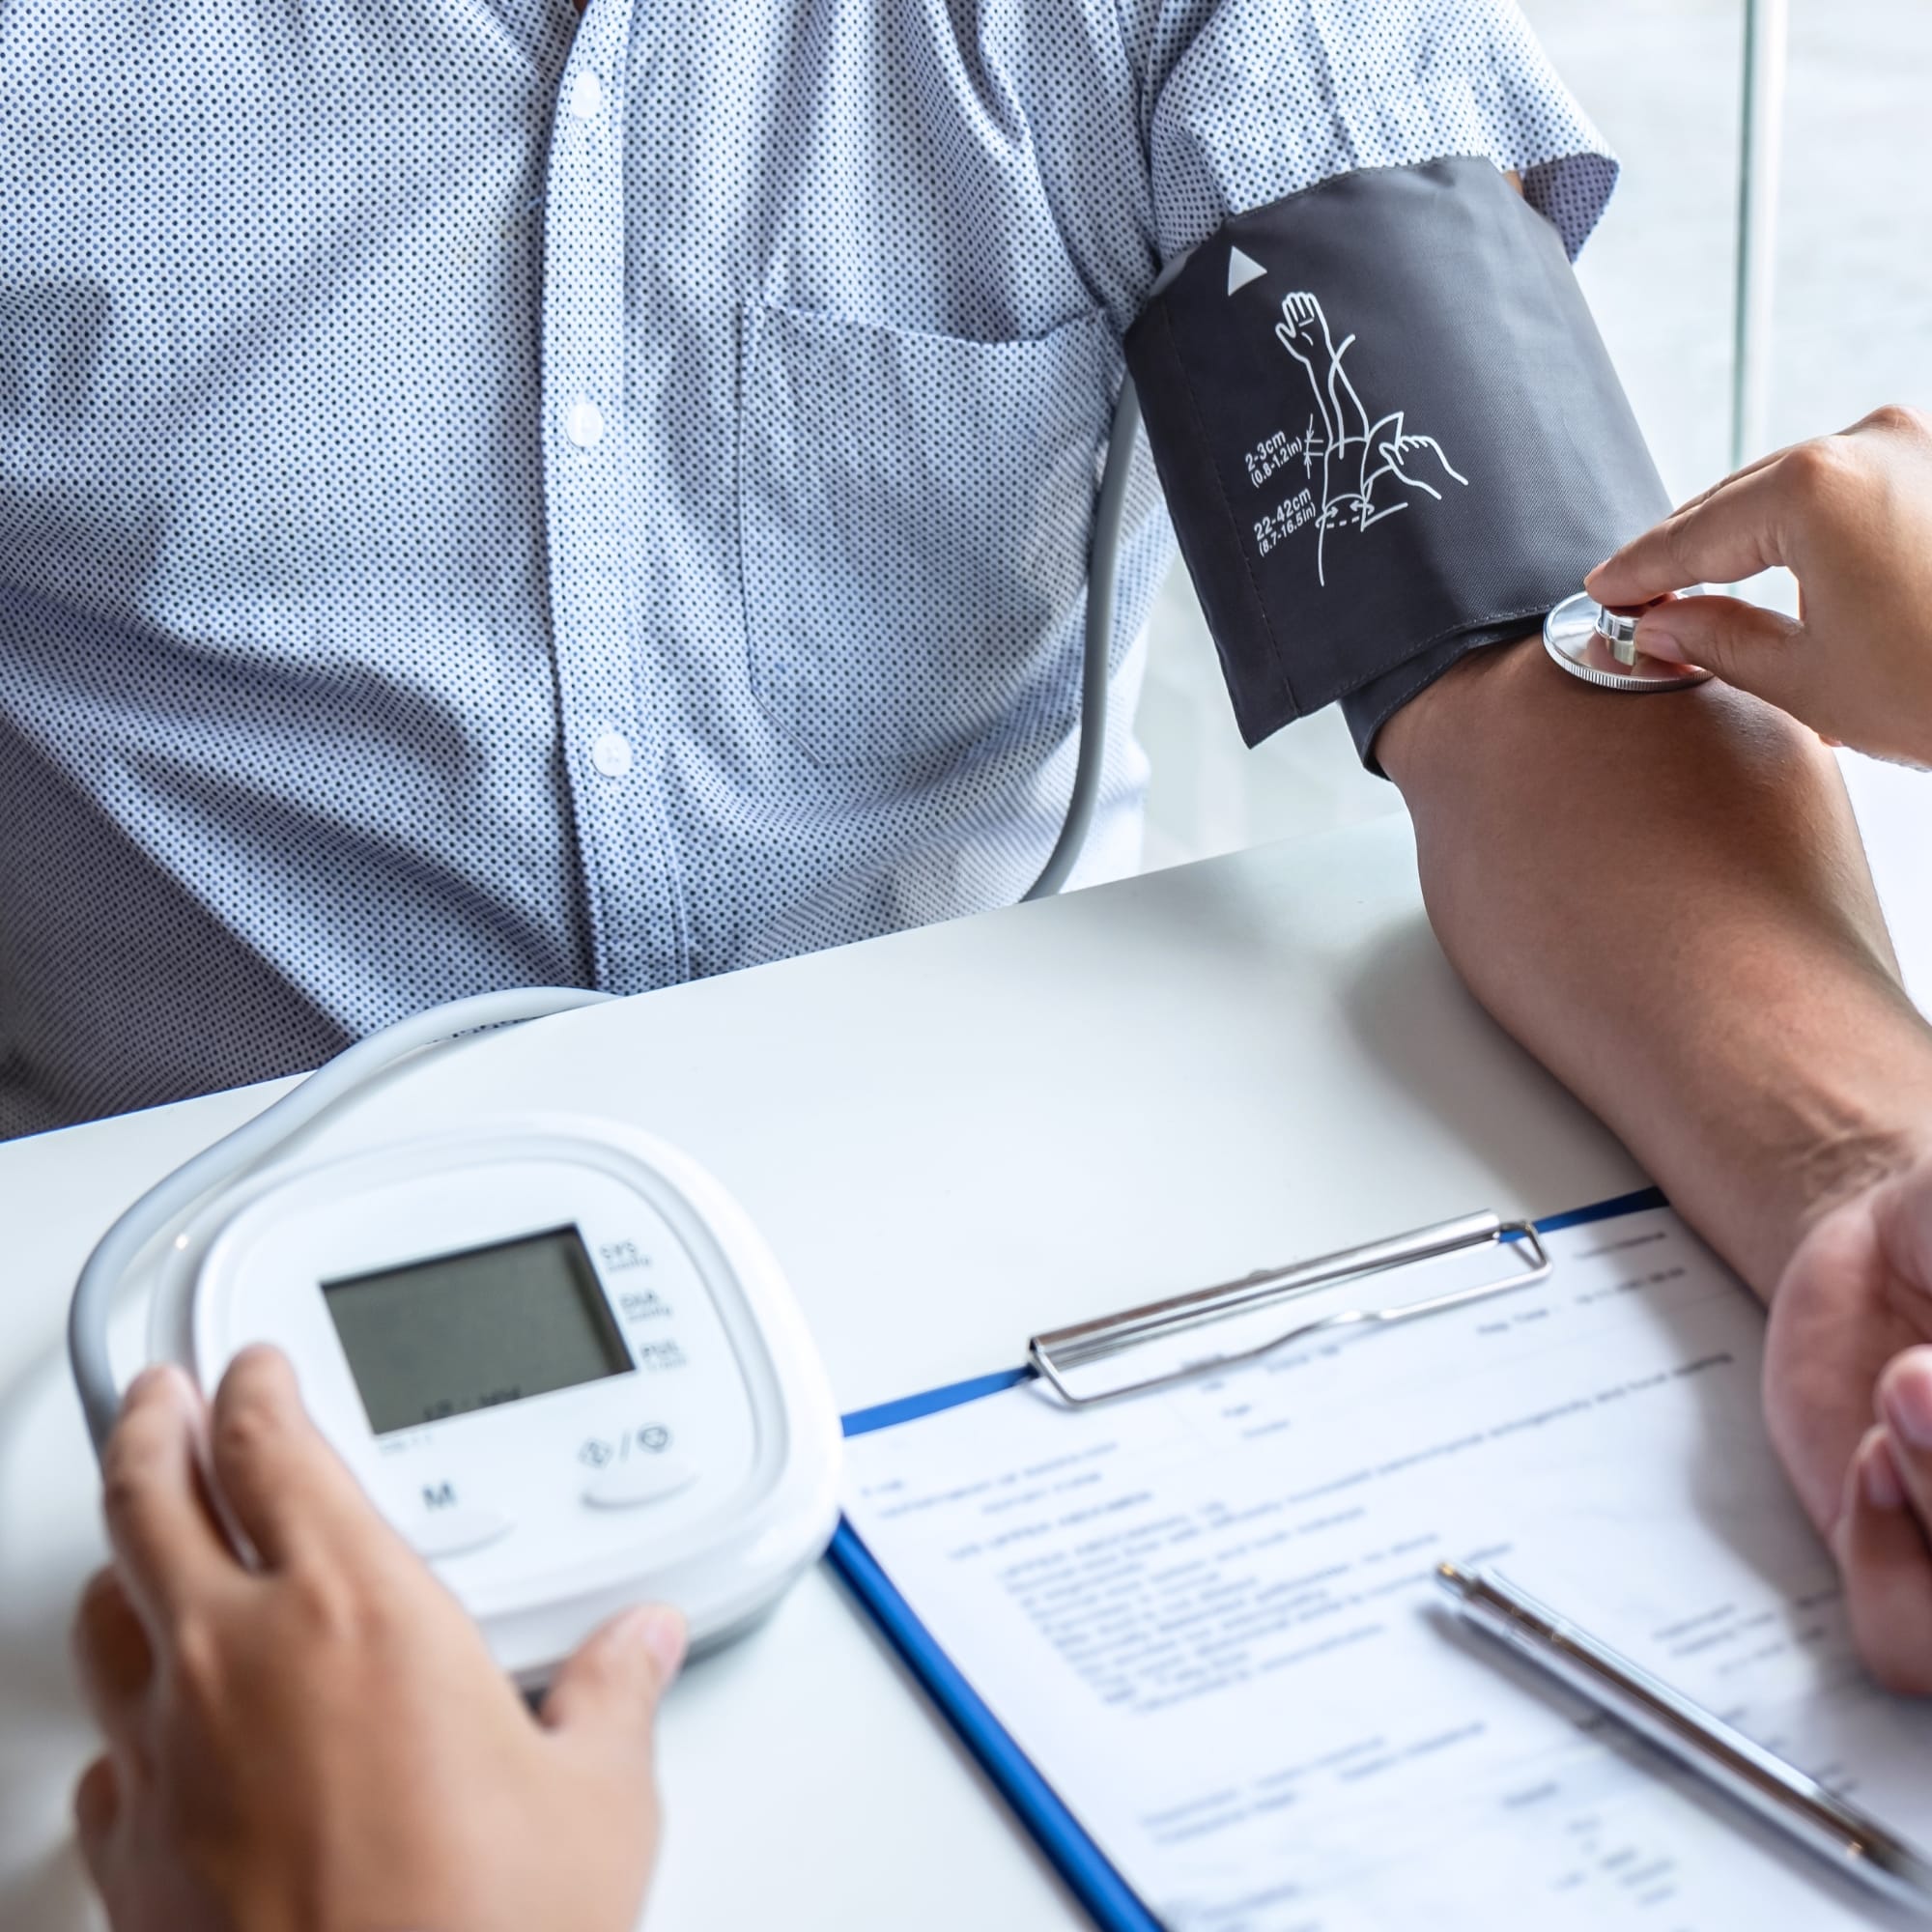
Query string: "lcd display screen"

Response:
xmin=323 ymin=1225 xmax=630 ymax=1435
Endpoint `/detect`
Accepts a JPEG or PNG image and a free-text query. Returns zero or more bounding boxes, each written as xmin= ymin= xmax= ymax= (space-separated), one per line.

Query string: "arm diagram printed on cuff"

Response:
xmin=1264 ymin=282 xmax=1469 ymax=588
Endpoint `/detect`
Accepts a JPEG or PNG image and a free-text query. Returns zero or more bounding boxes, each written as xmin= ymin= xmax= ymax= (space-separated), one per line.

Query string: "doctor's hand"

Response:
xmin=71 ymin=1348 xmax=685 ymax=1932
xmin=1585 ymin=405 xmax=1932 ymax=767
xmin=1766 ymin=1154 xmax=1932 ymax=1692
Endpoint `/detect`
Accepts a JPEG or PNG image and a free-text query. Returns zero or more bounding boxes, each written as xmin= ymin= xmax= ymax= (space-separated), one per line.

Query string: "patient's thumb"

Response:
xmin=1633 ymin=594 xmax=1805 ymax=704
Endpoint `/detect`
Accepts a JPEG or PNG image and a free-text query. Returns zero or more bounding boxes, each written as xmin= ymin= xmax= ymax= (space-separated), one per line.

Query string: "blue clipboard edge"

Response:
xmin=826 ymin=1520 xmax=1165 ymax=1932
xmin=1526 ymin=1184 xmax=1665 ymax=1237
xmin=827 ymin=1184 xmax=1670 ymax=1932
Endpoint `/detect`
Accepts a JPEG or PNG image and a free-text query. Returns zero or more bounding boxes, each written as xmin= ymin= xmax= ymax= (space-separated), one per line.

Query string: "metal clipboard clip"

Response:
xmin=1027 ymin=1210 xmax=1551 ymax=1406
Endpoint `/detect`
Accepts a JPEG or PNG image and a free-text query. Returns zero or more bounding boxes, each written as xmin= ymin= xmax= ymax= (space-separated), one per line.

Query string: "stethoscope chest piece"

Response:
xmin=1543 ymin=591 xmax=1715 ymax=694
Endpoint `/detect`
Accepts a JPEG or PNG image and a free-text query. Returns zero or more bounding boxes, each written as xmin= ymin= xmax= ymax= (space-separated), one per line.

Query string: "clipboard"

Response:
xmin=827 ymin=1185 xmax=1668 ymax=1932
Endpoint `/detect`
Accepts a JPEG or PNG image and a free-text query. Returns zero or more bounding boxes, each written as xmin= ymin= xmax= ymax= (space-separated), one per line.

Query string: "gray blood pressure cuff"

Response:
xmin=1124 ymin=156 xmax=1669 ymax=767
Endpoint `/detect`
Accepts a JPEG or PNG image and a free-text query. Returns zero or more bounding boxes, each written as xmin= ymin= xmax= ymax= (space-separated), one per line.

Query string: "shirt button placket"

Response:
xmin=538 ymin=0 xmax=681 ymax=992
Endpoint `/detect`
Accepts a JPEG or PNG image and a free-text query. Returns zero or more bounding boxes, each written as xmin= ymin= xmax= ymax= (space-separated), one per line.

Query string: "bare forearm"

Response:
xmin=1378 ymin=636 xmax=1932 ymax=1298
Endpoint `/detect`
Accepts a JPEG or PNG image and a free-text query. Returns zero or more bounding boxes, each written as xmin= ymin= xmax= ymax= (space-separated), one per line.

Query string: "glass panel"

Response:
xmin=1769 ymin=1 xmax=1932 ymax=447
xmin=1520 ymin=0 xmax=1745 ymax=499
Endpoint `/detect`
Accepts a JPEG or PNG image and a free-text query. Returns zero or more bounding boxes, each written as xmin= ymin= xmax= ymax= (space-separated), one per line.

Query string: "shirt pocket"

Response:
xmin=736 ymin=299 xmax=1116 ymax=774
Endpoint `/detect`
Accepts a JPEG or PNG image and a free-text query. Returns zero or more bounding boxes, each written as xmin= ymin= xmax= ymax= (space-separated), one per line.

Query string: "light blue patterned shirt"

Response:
xmin=0 ymin=0 xmax=1611 ymax=1134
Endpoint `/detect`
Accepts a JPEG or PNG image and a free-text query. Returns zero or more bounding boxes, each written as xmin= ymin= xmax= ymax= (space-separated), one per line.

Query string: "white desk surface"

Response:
xmin=0 ymin=770 xmax=1924 ymax=1932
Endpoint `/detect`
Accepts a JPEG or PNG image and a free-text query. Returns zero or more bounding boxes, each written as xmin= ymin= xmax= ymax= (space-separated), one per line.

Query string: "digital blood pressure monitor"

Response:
xmin=70 ymin=990 xmax=842 ymax=1688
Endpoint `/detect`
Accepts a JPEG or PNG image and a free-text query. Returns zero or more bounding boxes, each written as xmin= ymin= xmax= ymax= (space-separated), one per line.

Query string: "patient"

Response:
xmin=1590 ymin=404 xmax=1932 ymax=1690
xmin=71 ymin=407 xmax=1932 ymax=1928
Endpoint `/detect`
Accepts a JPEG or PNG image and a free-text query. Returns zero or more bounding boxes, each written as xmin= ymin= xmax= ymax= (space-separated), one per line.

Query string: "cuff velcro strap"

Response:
xmin=1124 ymin=156 xmax=1670 ymax=765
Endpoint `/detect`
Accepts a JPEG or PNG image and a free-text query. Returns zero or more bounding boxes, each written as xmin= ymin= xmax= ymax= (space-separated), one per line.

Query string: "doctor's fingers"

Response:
xmin=1586 ymin=447 xmax=1824 ymax=607
xmin=1594 ymin=405 xmax=1932 ymax=609
xmin=1631 ymin=435 xmax=1797 ymax=531
xmin=99 ymin=1365 xmax=234 ymax=1631
xmin=208 ymin=1347 xmax=406 ymax=1575
xmin=1624 ymin=595 xmax=1809 ymax=713
xmin=71 ymin=1567 xmax=154 ymax=1755
xmin=1834 ymin=1427 xmax=1932 ymax=1695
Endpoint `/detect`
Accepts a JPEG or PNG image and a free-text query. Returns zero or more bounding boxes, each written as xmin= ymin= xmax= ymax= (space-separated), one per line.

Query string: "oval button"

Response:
xmin=582 ymin=1453 xmax=697 ymax=1510
xmin=404 ymin=1505 xmax=513 ymax=1559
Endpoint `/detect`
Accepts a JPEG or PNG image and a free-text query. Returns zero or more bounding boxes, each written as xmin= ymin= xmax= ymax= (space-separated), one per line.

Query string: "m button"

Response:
xmin=400 ymin=1482 xmax=511 ymax=1559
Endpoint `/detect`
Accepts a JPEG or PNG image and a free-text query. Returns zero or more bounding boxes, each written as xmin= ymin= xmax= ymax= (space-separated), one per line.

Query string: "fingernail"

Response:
xmin=624 ymin=1605 xmax=688 ymax=1685
xmin=1885 ymin=1356 xmax=1932 ymax=1450
xmin=1865 ymin=1432 xmax=1908 ymax=1511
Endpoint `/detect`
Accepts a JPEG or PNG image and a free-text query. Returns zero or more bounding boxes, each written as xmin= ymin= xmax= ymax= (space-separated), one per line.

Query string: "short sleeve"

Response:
xmin=1134 ymin=0 xmax=1616 ymax=264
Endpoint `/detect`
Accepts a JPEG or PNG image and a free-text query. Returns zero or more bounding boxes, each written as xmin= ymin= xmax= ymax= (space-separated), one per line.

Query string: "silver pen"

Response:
xmin=1436 ymin=1560 xmax=1932 ymax=1919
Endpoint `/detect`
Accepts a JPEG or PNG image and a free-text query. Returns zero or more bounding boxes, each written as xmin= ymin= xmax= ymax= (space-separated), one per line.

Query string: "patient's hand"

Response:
xmin=71 ymin=1349 xmax=684 ymax=1932
xmin=1766 ymin=1153 xmax=1932 ymax=1690
xmin=1586 ymin=405 xmax=1932 ymax=767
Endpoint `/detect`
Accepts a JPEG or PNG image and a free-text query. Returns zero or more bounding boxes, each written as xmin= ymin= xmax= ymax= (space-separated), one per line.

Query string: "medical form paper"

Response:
xmin=840 ymin=1207 xmax=1932 ymax=1929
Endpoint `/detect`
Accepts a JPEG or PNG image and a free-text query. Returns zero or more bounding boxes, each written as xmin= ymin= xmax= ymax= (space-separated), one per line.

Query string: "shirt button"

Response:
xmin=568 ymin=71 xmax=603 ymax=121
xmin=565 ymin=399 xmax=605 ymax=449
xmin=592 ymin=730 xmax=633 ymax=778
